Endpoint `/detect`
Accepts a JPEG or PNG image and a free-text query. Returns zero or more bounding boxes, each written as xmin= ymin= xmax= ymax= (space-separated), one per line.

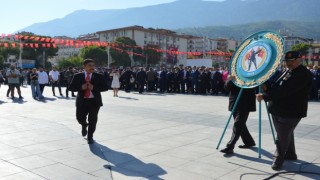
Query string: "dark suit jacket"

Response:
xmin=69 ymin=72 xmax=108 ymax=107
xmin=263 ymin=65 xmax=312 ymax=118
xmin=136 ymin=70 xmax=147 ymax=82
xmin=225 ymin=80 xmax=256 ymax=112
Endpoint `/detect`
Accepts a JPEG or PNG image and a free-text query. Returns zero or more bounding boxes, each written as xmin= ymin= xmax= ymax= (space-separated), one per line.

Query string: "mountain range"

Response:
xmin=19 ymin=0 xmax=320 ymax=39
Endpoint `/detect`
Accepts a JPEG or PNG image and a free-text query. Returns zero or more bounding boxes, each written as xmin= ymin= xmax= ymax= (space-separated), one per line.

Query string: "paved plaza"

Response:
xmin=0 ymin=85 xmax=319 ymax=179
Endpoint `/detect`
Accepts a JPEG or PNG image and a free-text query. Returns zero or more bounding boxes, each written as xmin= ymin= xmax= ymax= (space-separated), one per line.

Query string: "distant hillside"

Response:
xmin=19 ymin=0 xmax=320 ymax=37
xmin=176 ymin=21 xmax=320 ymax=40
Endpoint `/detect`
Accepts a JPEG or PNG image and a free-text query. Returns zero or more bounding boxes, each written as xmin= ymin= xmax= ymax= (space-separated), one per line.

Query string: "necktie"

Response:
xmin=85 ymin=73 xmax=91 ymax=98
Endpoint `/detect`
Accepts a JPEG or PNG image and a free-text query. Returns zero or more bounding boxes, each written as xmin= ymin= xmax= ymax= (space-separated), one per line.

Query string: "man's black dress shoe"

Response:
xmin=271 ymin=158 xmax=283 ymax=170
xmin=88 ymin=139 xmax=94 ymax=144
xmin=271 ymin=162 xmax=282 ymax=170
xmin=81 ymin=124 xmax=88 ymax=137
xmin=238 ymin=144 xmax=255 ymax=149
xmin=220 ymin=147 xmax=234 ymax=154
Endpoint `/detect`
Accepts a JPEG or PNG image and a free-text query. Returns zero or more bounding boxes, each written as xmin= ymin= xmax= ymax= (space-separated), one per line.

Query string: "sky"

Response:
xmin=0 ymin=0 xmax=223 ymax=35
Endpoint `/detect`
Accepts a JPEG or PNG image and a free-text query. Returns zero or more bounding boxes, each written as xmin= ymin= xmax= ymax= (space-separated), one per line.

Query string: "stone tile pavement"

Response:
xmin=0 ymin=85 xmax=319 ymax=179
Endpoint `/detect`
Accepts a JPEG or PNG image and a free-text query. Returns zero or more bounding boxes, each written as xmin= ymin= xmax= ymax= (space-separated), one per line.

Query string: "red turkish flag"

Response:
xmin=30 ymin=43 xmax=34 ymax=48
xmin=15 ymin=35 xmax=19 ymax=40
xmin=53 ymin=44 xmax=57 ymax=48
xmin=4 ymin=43 xmax=8 ymax=48
xmin=42 ymin=44 xmax=46 ymax=48
xmin=35 ymin=37 xmax=40 ymax=41
xmin=20 ymin=43 xmax=23 ymax=48
xmin=35 ymin=44 xmax=39 ymax=48
xmin=11 ymin=43 xmax=16 ymax=48
xmin=45 ymin=38 xmax=51 ymax=42
xmin=8 ymin=34 xmax=12 ymax=38
xmin=40 ymin=38 xmax=45 ymax=42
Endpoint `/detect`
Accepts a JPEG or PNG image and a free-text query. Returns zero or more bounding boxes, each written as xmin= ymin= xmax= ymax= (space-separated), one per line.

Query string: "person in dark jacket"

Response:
xmin=220 ymin=75 xmax=256 ymax=154
xmin=69 ymin=59 xmax=108 ymax=144
xmin=256 ymin=51 xmax=312 ymax=170
xmin=136 ymin=67 xmax=147 ymax=94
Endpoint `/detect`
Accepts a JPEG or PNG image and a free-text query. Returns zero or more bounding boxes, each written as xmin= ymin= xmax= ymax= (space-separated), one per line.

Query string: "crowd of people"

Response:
xmin=0 ymin=63 xmax=319 ymax=100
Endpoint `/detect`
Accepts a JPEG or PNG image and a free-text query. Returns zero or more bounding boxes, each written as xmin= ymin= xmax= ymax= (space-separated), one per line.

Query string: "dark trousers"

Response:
xmin=211 ymin=81 xmax=219 ymax=95
xmin=272 ymin=114 xmax=301 ymax=161
xmin=180 ymin=79 xmax=188 ymax=93
xmin=39 ymin=84 xmax=45 ymax=94
xmin=52 ymin=81 xmax=62 ymax=95
xmin=159 ymin=79 xmax=167 ymax=92
xmin=76 ymin=99 xmax=100 ymax=140
xmin=138 ymin=81 xmax=145 ymax=93
xmin=227 ymin=111 xmax=255 ymax=149
xmin=125 ymin=81 xmax=131 ymax=92
xmin=147 ymin=81 xmax=155 ymax=91
xmin=65 ymin=83 xmax=75 ymax=97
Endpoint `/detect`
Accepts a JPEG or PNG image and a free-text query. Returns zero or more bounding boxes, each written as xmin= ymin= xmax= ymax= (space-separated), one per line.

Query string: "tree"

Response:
xmin=0 ymin=55 xmax=5 ymax=69
xmin=0 ymin=44 xmax=19 ymax=59
xmin=57 ymin=56 xmax=84 ymax=69
xmin=291 ymin=43 xmax=311 ymax=55
xmin=144 ymin=44 xmax=162 ymax=65
xmin=110 ymin=37 xmax=142 ymax=67
xmin=80 ymin=46 xmax=108 ymax=66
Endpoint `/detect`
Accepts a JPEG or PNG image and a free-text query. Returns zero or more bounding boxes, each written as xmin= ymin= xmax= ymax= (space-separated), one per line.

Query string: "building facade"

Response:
xmin=97 ymin=26 xmax=189 ymax=65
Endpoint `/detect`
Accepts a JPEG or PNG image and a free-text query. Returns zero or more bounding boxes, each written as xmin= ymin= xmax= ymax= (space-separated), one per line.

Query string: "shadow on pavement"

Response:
xmin=117 ymin=96 xmax=139 ymax=101
xmin=38 ymin=97 xmax=57 ymax=103
xmin=226 ymin=147 xmax=320 ymax=179
xmin=89 ymin=142 xmax=167 ymax=179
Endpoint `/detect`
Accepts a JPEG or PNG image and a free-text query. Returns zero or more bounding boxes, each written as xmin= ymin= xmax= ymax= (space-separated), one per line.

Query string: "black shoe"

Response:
xmin=238 ymin=144 xmax=255 ymax=149
xmin=72 ymin=95 xmax=76 ymax=97
xmin=220 ymin=147 xmax=234 ymax=154
xmin=271 ymin=162 xmax=282 ymax=170
xmin=19 ymin=96 xmax=23 ymax=99
xmin=88 ymin=138 xmax=94 ymax=144
xmin=271 ymin=158 xmax=283 ymax=171
xmin=81 ymin=124 xmax=88 ymax=137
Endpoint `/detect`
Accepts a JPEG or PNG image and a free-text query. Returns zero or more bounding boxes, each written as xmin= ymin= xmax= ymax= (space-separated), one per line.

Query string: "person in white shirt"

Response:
xmin=49 ymin=66 xmax=63 ymax=96
xmin=38 ymin=67 xmax=49 ymax=94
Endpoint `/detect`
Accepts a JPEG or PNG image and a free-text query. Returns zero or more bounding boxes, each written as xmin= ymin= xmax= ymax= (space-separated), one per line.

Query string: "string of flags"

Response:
xmin=0 ymin=33 xmax=234 ymax=58
xmin=1 ymin=33 xmax=319 ymax=60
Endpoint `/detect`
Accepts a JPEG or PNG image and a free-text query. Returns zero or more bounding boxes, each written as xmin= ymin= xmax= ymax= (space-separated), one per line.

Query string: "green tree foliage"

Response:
xmin=291 ymin=43 xmax=312 ymax=55
xmin=0 ymin=55 xmax=5 ymax=69
xmin=80 ymin=46 xmax=108 ymax=66
xmin=144 ymin=44 xmax=162 ymax=65
xmin=110 ymin=37 xmax=142 ymax=67
xmin=0 ymin=44 xmax=20 ymax=59
xmin=57 ymin=56 xmax=84 ymax=69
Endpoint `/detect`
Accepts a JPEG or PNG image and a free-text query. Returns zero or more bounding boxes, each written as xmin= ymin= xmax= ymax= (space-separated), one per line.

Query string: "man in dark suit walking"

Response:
xmin=220 ymin=75 xmax=256 ymax=154
xmin=69 ymin=59 xmax=108 ymax=144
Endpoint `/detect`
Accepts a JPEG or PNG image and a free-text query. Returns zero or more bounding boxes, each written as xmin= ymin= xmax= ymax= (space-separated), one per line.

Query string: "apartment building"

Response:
xmin=97 ymin=25 xmax=188 ymax=64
